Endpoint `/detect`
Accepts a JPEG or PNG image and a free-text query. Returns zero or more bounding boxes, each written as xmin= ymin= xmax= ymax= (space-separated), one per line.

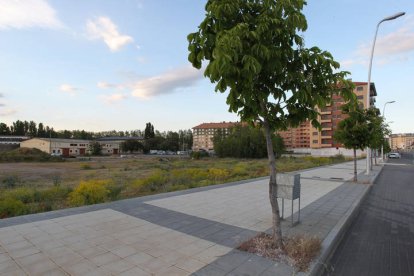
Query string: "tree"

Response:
xmin=188 ymin=0 xmax=353 ymax=247
xmin=144 ymin=123 xmax=155 ymax=139
xmin=120 ymin=139 xmax=144 ymax=153
xmin=89 ymin=141 xmax=102 ymax=155
xmin=37 ymin=123 xmax=46 ymax=138
xmin=213 ymin=125 xmax=284 ymax=158
xmin=0 ymin=123 xmax=11 ymax=135
xmin=334 ymin=103 xmax=370 ymax=182
xmin=366 ymin=108 xmax=390 ymax=165
xmin=12 ymin=120 xmax=25 ymax=135
xmin=28 ymin=121 xmax=37 ymax=137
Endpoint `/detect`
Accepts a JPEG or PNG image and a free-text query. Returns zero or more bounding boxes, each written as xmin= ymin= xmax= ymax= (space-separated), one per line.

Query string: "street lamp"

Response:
xmin=366 ymin=12 xmax=405 ymax=174
xmin=381 ymin=101 xmax=395 ymax=161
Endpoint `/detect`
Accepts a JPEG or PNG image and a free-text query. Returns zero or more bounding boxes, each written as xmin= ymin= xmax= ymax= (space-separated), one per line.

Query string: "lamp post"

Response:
xmin=381 ymin=101 xmax=395 ymax=161
xmin=366 ymin=12 xmax=405 ymax=174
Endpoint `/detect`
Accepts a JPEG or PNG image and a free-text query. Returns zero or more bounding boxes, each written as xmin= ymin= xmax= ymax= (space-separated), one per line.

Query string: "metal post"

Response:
xmin=366 ymin=12 xmax=405 ymax=174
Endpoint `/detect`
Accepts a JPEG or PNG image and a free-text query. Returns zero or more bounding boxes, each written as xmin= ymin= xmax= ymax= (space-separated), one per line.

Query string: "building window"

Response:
xmin=357 ymin=95 xmax=364 ymax=99
xmin=356 ymin=86 xmax=364 ymax=91
xmin=313 ymin=140 xmax=318 ymax=144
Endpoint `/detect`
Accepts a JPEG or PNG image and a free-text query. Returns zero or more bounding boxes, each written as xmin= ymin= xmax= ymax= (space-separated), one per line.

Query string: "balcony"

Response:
xmin=321 ymin=144 xmax=332 ymax=148
xmin=320 ymin=119 xmax=332 ymax=123
xmin=320 ymin=110 xmax=331 ymax=115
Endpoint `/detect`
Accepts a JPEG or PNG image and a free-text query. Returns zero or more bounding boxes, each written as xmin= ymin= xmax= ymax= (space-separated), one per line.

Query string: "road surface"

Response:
xmin=326 ymin=152 xmax=414 ymax=275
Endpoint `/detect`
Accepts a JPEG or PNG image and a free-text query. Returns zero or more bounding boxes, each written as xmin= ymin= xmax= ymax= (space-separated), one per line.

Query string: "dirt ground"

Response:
xmin=0 ymin=155 xmax=177 ymax=188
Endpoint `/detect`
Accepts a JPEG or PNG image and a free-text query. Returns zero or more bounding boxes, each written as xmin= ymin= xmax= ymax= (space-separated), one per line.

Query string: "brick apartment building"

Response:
xmin=389 ymin=133 xmax=414 ymax=150
xmin=192 ymin=122 xmax=241 ymax=151
xmin=279 ymin=82 xmax=377 ymax=150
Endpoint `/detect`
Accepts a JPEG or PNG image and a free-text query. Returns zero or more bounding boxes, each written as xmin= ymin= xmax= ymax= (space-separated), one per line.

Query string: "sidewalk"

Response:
xmin=0 ymin=160 xmax=382 ymax=275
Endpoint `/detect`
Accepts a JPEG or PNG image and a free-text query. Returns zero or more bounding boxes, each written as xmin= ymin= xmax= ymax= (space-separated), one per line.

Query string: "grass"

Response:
xmin=238 ymin=233 xmax=321 ymax=272
xmin=0 ymin=154 xmax=349 ymax=218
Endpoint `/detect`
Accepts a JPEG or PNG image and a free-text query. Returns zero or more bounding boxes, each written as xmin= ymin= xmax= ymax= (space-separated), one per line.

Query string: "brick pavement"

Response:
xmin=325 ymin=164 xmax=414 ymax=276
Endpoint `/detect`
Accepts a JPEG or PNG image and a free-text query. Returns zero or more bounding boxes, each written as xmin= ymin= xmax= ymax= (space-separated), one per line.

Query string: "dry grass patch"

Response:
xmin=238 ymin=233 xmax=321 ymax=272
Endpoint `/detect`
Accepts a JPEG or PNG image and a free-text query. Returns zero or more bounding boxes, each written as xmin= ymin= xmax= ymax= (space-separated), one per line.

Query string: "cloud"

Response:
xmin=131 ymin=66 xmax=203 ymax=99
xmin=342 ymin=19 xmax=414 ymax=68
xmin=0 ymin=0 xmax=63 ymax=30
xmin=101 ymin=93 xmax=128 ymax=104
xmin=0 ymin=108 xmax=17 ymax=116
xmin=86 ymin=17 xmax=133 ymax=52
xmin=97 ymin=81 xmax=115 ymax=89
xmin=59 ymin=84 xmax=79 ymax=95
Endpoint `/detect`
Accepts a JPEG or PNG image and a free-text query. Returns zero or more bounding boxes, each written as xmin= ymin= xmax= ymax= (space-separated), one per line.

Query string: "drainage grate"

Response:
xmin=330 ymin=177 xmax=344 ymax=180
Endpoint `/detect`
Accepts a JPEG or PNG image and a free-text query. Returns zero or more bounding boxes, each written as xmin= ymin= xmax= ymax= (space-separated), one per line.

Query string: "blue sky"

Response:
xmin=0 ymin=0 xmax=413 ymax=134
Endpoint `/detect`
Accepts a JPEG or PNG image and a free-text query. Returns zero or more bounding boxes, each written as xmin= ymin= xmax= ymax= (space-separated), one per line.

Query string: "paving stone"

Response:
xmin=98 ymin=258 xmax=135 ymax=274
xmin=118 ymin=266 xmax=151 ymax=276
xmin=125 ymin=251 xmax=154 ymax=266
xmin=89 ymin=251 xmax=121 ymax=267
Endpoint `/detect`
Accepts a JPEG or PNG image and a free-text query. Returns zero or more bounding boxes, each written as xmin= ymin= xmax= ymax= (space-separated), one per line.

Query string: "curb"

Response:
xmin=306 ymin=165 xmax=384 ymax=276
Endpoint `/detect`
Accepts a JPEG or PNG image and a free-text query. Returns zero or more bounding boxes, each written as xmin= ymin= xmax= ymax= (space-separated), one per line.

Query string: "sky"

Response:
xmin=0 ymin=0 xmax=413 ymax=134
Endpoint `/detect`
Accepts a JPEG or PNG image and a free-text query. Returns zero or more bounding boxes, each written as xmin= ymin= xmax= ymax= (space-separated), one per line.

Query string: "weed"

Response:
xmin=81 ymin=164 xmax=92 ymax=170
xmin=238 ymin=233 xmax=321 ymax=272
xmin=68 ymin=179 xmax=111 ymax=206
xmin=2 ymin=175 xmax=19 ymax=188
xmin=0 ymin=198 xmax=28 ymax=218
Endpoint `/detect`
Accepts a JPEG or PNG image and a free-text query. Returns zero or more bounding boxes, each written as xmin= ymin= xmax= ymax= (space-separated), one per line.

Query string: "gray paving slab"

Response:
xmin=0 ymin=160 xmax=380 ymax=275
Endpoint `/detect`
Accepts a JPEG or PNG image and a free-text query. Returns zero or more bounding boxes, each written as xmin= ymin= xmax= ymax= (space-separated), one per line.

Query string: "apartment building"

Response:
xmin=280 ymin=82 xmax=377 ymax=150
xmin=192 ymin=122 xmax=240 ymax=151
xmin=389 ymin=133 xmax=414 ymax=150
xmin=278 ymin=121 xmax=310 ymax=148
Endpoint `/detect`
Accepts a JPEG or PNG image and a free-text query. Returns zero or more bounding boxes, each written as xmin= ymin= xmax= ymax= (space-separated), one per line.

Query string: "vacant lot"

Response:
xmin=0 ymin=155 xmax=347 ymax=218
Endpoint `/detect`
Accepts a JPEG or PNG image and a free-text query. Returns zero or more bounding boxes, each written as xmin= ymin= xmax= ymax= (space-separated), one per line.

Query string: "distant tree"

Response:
xmin=188 ymin=0 xmax=353 ymax=247
xmin=161 ymin=131 xmax=180 ymax=152
xmin=58 ymin=130 xmax=73 ymax=139
xmin=366 ymin=108 xmax=390 ymax=165
xmin=214 ymin=125 xmax=284 ymax=158
xmin=120 ymin=139 xmax=144 ymax=153
xmin=334 ymin=103 xmax=370 ymax=182
xmin=89 ymin=141 xmax=102 ymax=155
xmin=12 ymin=120 xmax=25 ymax=135
xmin=28 ymin=121 xmax=37 ymax=137
xmin=144 ymin=123 xmax=155 ymax=139
xmin=0 ymin=123 xmax=11 ymax=135
xmin=37 ymin=123 xmax=46 ymax=137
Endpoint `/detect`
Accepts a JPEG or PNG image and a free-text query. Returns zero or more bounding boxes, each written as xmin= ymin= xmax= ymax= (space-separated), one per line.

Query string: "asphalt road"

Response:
xmin=325 ymin=152 xmax=414 ymax=276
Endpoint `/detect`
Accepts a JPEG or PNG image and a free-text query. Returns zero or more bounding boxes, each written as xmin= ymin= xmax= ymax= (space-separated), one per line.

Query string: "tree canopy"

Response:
xmin=188 ymin=0 xmax=354 ymax=132
xmin=188 ymin=0 xmax=353 ymax=248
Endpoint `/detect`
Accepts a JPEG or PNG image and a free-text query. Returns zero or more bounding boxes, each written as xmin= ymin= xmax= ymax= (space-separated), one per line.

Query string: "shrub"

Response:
xmin=0 ymin=147 xmax=62 ymax=162
xmin=81 ymin=164 xmax=92 ymax=170
xmin=132 ymin=170 xmax=168 ymax=192
xmin=68 ymin=179 xmax=111 ymax=206
xmin=2 ymin=175 xmax=19 ymax=188
xmin=0 ymin=198 xmax=28 ymax=218
xmin=35 ymin=186 xmax=72 ymax=203
xmin=208 ymin=168 xmax=230 ymax=182
xmin=190 ymin=151 xmax=209 ymax=160
xmin=2 ymin=187 xmax=35 ymax=203
xmin=232 ymin=163 xmax=249 ymax=177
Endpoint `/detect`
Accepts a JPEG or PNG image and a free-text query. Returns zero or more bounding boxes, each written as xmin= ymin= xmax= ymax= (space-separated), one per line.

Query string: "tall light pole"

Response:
xmin=381 ymin=101 xmax=395 ymax=161
xmin=366 ymin=12 xmax=405 ymax=174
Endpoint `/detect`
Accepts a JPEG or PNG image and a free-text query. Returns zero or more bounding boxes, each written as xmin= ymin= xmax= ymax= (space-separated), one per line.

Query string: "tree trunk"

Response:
xmin=353 ymin=148 xmax=357 ymax=182
xmin=262 ymin=119 xmax=284 ymax=249
xmin=374 ymin=149 xmax=377 ymax=165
